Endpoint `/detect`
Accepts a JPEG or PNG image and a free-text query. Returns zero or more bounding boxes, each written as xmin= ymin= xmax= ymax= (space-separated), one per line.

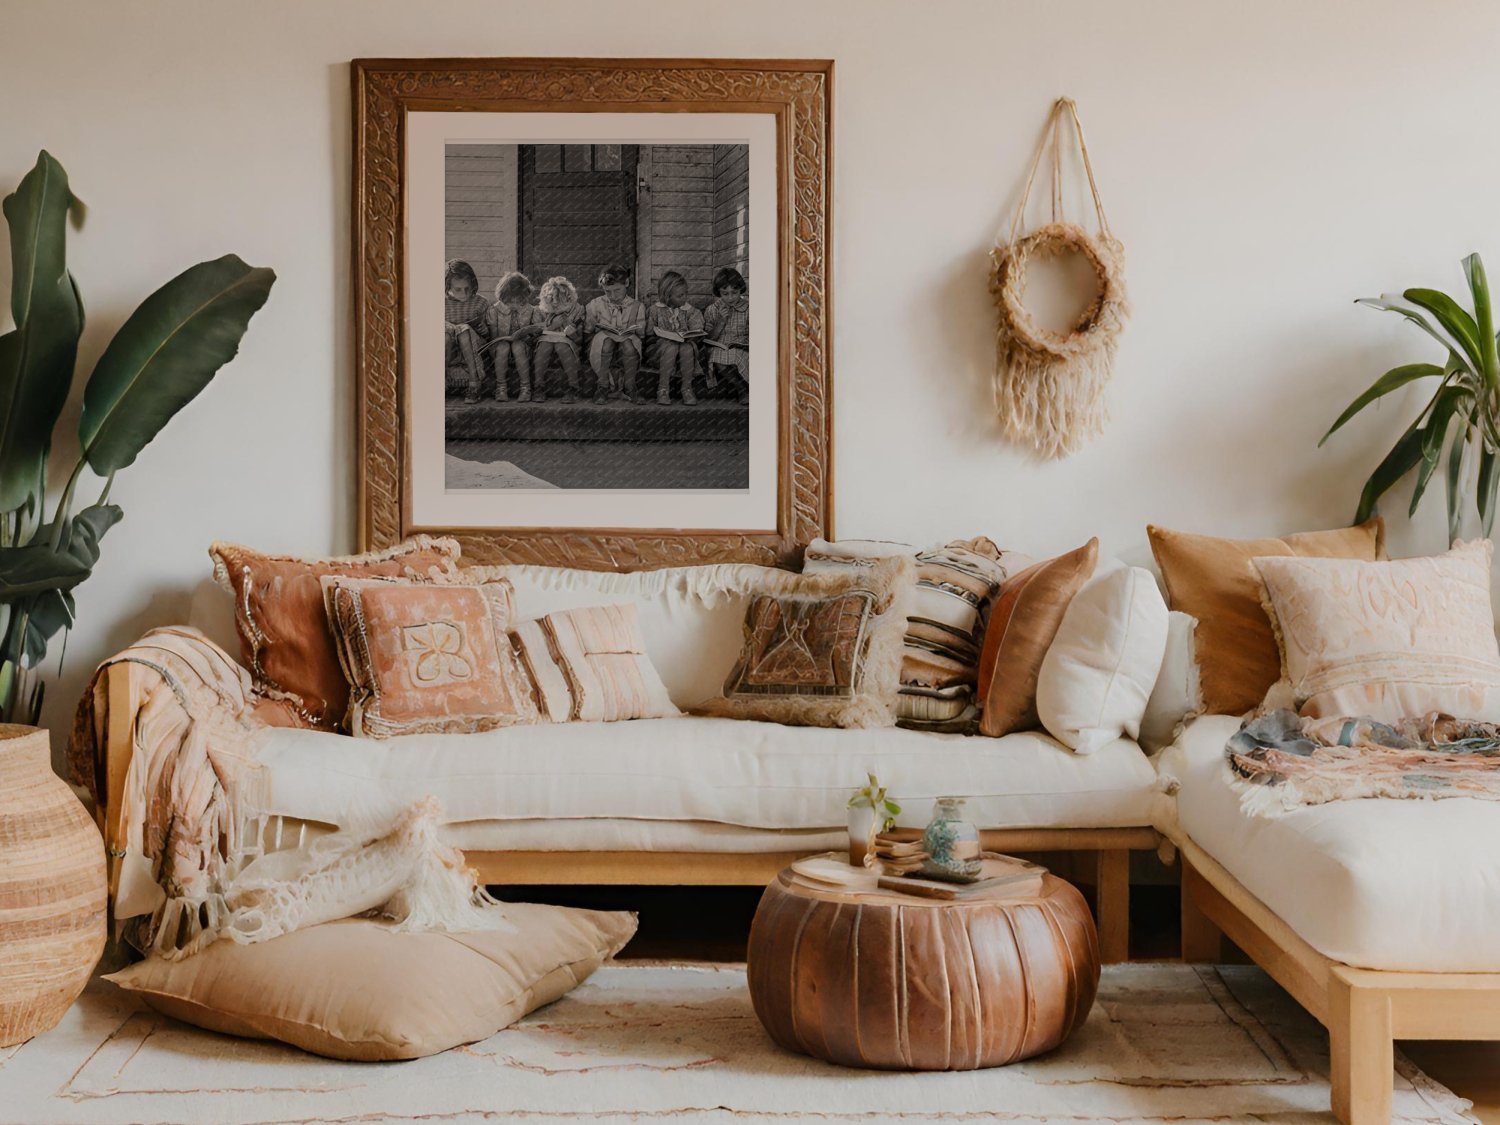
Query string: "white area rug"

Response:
xmin=0 ymin=962 xmax=1475 ymax=1124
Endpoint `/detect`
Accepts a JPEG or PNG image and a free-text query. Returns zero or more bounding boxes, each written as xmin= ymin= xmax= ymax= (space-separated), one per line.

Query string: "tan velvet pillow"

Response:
xmin=1147 ymin=518 xmax=1385 ymax=716
xmin=105 ymin=904 xmax=637 ymax=1061
xmin=210 ymin=537 xmax=461 ymax=730
xmin=509 ymin=603 xmax=679 ymax=723
xmin=1255 ymin=540 xmax=1500 ymax=722
xmin=976 ymin=539 xmax=1099 ymax=738
xmin=323 ymin=575 xmax=540 ymax=738
xmin=698 ymin=555 xmax=916 ymax=729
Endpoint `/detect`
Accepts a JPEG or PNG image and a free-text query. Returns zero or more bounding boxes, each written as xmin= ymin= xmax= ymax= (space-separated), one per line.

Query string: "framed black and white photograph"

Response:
xmin=440 ymin=140 xmax=752 ymax=491
xmin=354 ymin=58 xmax=833 ymax=568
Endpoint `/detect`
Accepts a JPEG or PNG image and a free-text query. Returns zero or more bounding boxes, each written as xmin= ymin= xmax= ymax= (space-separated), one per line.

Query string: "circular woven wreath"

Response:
xmin=990 ymin=221 xmax=1127 ymax=359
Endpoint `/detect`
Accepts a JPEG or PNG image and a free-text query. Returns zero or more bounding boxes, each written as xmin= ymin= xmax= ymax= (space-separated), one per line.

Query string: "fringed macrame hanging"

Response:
xmin=990 ymin=97 xmax=1129 ymax=460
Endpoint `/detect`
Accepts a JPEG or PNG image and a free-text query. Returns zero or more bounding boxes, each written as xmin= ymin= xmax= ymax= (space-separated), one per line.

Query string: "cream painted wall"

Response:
xmin=2 ymin=0 xmax=1498 ymax=744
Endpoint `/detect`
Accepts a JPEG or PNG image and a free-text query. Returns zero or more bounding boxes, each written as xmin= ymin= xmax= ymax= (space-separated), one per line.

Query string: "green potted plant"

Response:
xmin=0 ymin=151 xmax=275 ymax=724
xmin=846 ymin=772 xmax=901 ymax=864
xmin=1323 ymin=252 xmax=1500 ymax=544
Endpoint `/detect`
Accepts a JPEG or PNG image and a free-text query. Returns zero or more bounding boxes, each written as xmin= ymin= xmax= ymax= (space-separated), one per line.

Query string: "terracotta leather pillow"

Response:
xmin=323 ymin=575 xmax=540 ymax=738
xmin=105 ymin=904 xmax=637 ymax=1061
xmin=976 ymin=539 xmax=1099 ymax=737
xmin=1147 ymin=518 xmax=1385 ymax=716
xmin=210 ymin=537 xmax=461 ymax=730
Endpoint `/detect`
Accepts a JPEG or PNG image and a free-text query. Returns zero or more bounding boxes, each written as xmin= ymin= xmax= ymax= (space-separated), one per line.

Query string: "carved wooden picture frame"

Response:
xmin=352 ymin=58 xmax=833 ymax=569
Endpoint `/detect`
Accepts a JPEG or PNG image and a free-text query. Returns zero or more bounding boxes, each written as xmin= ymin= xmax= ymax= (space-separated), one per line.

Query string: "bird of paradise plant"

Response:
xmin=1323 ymin=253 xmax=1500 ymax=545
xmin=0 ymin=151 xmax=274 ymax=724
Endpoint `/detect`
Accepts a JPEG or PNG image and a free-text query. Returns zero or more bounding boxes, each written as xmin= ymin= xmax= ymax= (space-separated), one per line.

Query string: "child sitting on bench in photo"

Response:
xmin=586 ymin=262 xmax=647 ymax=405
xmin=485 ymin=271 xmax=543 ymax=402
xmin=533 ymin=275 xmax=585 ymax=403
xmin=444 ymin=259 xmax=491 ymax=404
xmin=647 ymin=271 xmax=705 ymax=405
xmin=702 ymin=266 xmax=750 ymax=406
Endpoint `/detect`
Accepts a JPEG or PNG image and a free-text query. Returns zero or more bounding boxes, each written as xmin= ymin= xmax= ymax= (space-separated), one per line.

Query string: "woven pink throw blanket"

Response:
xmin=1226 ymin=708 xmax=1500 ymax=816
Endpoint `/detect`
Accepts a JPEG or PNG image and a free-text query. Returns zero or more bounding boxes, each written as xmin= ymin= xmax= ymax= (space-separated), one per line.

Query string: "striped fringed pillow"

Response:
xmin=803 ymin=538 xmax=1027 ymax=732
xmin=511 ymin=603 xmax=680 ymax=723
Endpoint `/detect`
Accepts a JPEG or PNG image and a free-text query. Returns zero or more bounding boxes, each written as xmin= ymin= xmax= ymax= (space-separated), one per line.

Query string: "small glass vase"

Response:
xmin=847 ymin=805 xmax=878 ymax=867
xmin=921 ymin=797 xmax=983 ymax=882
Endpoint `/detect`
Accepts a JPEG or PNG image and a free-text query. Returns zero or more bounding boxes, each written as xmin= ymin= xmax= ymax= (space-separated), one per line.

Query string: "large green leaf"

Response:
xmin=1481 ymin=447 xmax=1500 ymax=536
xmin=0 ymin=542 xmax=90 ymax=599
xmin=1462 ymin=253 xmax=1499 ymax=391
xmin=1404 ymin=287 xmax=1483 ymax=373
xmin=47 ymin=503 xmax=122 ymax=568
xmin=1410 ymin=387 xmax=1469 ymax=517
xmin=1320 ymin=362 xmax=1443 ymax=446
xmin=1445 ymin=409 xmax=1473 ymax=544
xmin=1357 ymin=296 xmax=1461 ymax=358
xmin=79 ymin=255 xmax=274 ymax=474
xmin=1355 ymin=421 xmax=1426 ymax=524
xmin=0 ymin=151 xmax=83 ymax=512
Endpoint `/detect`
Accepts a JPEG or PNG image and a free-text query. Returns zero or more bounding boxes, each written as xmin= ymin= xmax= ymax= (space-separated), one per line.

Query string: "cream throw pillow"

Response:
xmin=1035 ymin=564 xmax=1169 ymax=754
xmin=105 ymin=904 xmax=637 ymax=1061
xmin=1138 ymin=611 xmax=1203 ymax=752
xmin=510 ymin=603 xmax=679 ymax=723
xmin=1254 ymin=540 xmax=1500 ymax=722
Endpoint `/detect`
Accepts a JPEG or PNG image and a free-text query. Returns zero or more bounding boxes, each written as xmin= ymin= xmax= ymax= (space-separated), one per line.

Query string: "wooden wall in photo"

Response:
xmin=713 ymin=143 xmax=749 ymax=284
xmin=444 ymin=145 xmax=519 ymax=298
xmin=637 ymin=144 xmax=715 ymax=302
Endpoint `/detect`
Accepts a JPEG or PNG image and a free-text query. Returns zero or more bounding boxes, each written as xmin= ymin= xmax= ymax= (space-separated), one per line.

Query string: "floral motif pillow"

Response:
xmin=322 ymin=575 xmax=539 ymax=738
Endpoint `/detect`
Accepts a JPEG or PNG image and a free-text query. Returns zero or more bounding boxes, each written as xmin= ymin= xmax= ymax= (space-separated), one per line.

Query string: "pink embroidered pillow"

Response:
xmin=322 ymin=575 xmax=539 ymax=738
xmin=1254 ymin=540 xmax=1500 ymax=722
xmin=510 ymin=603 xmax=679 ymax=723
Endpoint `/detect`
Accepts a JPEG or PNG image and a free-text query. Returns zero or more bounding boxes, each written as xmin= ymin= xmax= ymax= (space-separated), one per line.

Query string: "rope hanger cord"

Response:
xmin=990 ymin=97 xmax=1130 ymax=461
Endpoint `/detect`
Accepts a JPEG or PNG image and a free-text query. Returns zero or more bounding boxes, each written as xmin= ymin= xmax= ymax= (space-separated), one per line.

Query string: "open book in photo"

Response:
xmin=704 ymin=339 xmax=747 ymax=352
xmin=540 ymin=330 xmax=572 ymax=344
xmin=653 ymin=327 xmax=705 ymax=343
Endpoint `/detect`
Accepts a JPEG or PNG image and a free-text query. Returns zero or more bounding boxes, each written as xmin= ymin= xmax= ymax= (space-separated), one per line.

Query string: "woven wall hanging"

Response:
xmin=990 ymin=97 xmax=1129 ymax=460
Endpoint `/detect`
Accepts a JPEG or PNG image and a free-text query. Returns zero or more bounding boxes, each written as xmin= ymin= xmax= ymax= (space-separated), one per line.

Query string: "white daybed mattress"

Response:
xmin=246 ymin=715 xmax=1159 ymax=844
xmin=1158 ymin=714 xmax=1500 ymax=972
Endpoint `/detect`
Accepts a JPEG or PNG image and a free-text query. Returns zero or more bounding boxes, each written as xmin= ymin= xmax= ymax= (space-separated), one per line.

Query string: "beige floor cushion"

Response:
xmin=105 ymin=902 xmax=637 ymax=1060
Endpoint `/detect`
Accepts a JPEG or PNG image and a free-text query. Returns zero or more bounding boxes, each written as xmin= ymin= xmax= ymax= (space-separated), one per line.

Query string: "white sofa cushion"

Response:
xmin=248 ymin=717 xmax=1158 ymax=834
xmin=1158 ymin=714 xmax=1500 ymax=972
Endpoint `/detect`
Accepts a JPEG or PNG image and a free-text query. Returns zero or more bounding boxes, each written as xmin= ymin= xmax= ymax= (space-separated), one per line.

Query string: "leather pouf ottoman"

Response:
xmin=747 ymin=865 xmax=1100 ymax=1070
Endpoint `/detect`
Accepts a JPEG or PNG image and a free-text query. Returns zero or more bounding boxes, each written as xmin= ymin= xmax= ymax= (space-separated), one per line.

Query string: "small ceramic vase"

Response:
xmin=921 ymin=797 xmax=983 ymax=882
xmin=847 ymin=804 xmax=878 ymax=867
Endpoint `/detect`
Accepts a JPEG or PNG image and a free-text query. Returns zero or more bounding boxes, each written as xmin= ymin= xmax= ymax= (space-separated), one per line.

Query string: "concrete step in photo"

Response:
xmin=446 ymin=398 xmax=750 ymax=443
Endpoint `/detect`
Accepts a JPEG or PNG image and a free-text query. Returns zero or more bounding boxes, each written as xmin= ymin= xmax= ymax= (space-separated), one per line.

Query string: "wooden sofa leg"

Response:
xmin=1094 ymin=848 xmax=1129 ymax=964
xmin=1328 ymin=968 xmax=1393 ymax=1125
xmin=1179 ymin=858 xmax=1224 ymax=963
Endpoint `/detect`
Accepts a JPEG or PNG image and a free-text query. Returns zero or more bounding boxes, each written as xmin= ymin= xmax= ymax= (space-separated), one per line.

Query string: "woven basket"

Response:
xmin=0 ymin=724 xmax=106 ymax=1046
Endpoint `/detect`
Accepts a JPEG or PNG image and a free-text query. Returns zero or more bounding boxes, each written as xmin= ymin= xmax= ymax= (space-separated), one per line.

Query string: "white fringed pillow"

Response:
xmin=1254 ymin=540 xmax=1500 ymax=722
xmin=1137 ymin=611 xmax=1202 ymax=752
xmin=1035 ymin=564 xmax=1169 ymax=753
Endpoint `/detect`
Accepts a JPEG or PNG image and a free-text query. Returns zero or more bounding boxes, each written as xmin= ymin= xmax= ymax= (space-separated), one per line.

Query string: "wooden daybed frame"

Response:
xmin=98 ymin=661 xmax=1155 ymax=963
xmin=1178 ymin=834 xmax=1500 ymax=1125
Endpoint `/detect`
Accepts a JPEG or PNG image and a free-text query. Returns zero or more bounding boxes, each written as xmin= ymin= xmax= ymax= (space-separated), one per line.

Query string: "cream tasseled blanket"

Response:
xmin=1226 ymin=708 xmax=1500 ymax=815
xmin=70 ymin=627 xmax=510 ymax=960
